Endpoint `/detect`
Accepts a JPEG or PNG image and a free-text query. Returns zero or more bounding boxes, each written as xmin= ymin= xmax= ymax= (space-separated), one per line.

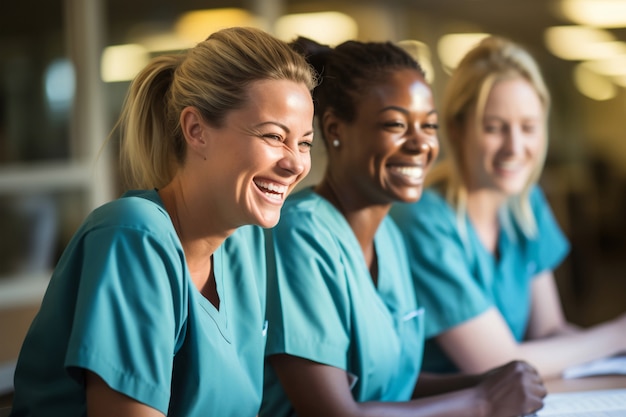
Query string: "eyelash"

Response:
xmin=263 ymin=133 xmax=283 ymax=141
xmin=384 ymin=122 xmax=439 ymax=130
xmin=263 ymin=133 xmax=313 ymax=152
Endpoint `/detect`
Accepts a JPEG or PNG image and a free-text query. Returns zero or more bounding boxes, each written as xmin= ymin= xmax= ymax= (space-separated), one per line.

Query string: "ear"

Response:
xmin=180 ymin=106 xmax=208 ymax=154
xmin=321 ymin=110 xmax=343 ymax=147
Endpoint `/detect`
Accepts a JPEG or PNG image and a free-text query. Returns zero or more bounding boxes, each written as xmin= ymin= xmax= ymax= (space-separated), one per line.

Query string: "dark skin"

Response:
xmin=268 ymin=68 xmax=546 ymax=417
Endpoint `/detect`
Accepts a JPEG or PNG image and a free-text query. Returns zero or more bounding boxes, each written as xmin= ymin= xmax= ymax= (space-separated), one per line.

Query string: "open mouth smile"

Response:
xmin=388 ymin=165 xmax=425 ymax=182
xmin=254 ymin=179 xmax=288 ymax=202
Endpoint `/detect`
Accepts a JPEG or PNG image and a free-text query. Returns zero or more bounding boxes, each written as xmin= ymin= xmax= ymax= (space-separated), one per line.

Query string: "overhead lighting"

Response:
xmin=135 ymin=33 xmax=195 ymax=53
xmin=544 ymin=26 xmax=626 ymax=60
xmin=582 ymin=55 xmax=626 ymax=76
xmin=101 ymin=44 xmax=150 ymax=83
xmin=123 ymin=8 xmax=265 ymax=55
xmin=611 ymin=74 xmax=626 ymax=87
xmin=559 ymin=0 xmax=626 ymax=28
xmin=437 ymin=33 xmax=490 ymax=73
xmin=275 ymin=12 xmax=357 ymax=46
xmin=175 ymin=8 xmax=265 ymax=44
xmin=397 ymin=40 xmax=435 ymax=83
xmin=573 ymin=63 xmax=617 ymax=100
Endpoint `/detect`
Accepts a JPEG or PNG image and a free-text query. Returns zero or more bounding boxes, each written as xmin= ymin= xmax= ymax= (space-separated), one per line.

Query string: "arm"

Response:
xmin=269 ymin=354 xmax=544 ymax=417
xmin=435 ymin=275 xmax=626 ymax=379
xmin=525 ymin=271 xmax=580 ymax=339
xmin=86 ymin=372 xmax=164 ymax=417
xmin=413 ymin=372 xmax=481 ymax=397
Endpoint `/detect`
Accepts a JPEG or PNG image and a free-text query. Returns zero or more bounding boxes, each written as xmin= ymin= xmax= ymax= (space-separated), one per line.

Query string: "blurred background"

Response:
xmin=1 ymin=0 xmax=625 ymax=401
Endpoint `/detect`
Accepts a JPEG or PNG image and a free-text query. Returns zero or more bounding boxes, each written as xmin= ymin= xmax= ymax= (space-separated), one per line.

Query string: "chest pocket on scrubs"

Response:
xmin=398 ymin=308 xmax=425 ymax=384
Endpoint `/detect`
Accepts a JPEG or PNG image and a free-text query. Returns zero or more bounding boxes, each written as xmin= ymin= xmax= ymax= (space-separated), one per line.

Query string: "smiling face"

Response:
xmin=205 ymin=78 xmax=314 ymax=228
xmin=461 ymin=77 xmax=545 ymax=196
xmin=330 ymin=69 xmax=439 ymax=206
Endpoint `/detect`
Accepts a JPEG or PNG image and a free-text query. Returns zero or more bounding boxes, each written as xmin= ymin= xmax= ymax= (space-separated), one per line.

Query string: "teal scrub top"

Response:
xmin=10 ymin=190 xmax=267 ymax=417
xmin=389 ymin=185 xmax=570 ymax=373
xmin=260 ymin=188 xmax=424 ymax=417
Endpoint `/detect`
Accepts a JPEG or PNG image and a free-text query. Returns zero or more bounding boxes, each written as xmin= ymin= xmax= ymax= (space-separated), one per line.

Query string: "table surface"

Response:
xmin=544 ymin=375 xmax=626 ymax=393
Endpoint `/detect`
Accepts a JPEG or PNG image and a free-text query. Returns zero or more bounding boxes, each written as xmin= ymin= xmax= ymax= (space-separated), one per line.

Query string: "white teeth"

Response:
xmin=263 ymin=192 xmax=283 ymax=201
xmin=255 ymin=180 xmax=287 ymax=195
xmin=496 ymin=161 xmax=522 ymax=171
xmin=392 ymin=166 xmax=424 ymax=179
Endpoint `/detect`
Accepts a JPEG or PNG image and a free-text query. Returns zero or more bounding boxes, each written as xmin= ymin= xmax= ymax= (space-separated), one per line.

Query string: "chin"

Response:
xmin=393 ymin=188 xmax=424 ymax=204
xmin=496 ymin=185 xmax=524 ymax=197
xmin=253 ymin=213 xmax=281 ymax=229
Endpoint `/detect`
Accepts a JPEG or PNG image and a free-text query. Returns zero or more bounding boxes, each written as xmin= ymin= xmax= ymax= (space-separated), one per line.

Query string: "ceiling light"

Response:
xmin=611 ymin=74 xmax=626 ymax=87
xmin=582 ymin=55 xmax=626 ymax=76
xmin=397 ymin=40 xmax=435 ymax=83
xmin=175 ymin=9 xmax=264 ymax=43
xmin=437 ymin=33 xmax=490 ymax=73
xmin=559 ymin=0 xmax=626 ymax=28
xmin=101 ymin=44 xmax=150 ymax=82
xmin=275 ymin=12 xmax=357 ymax=46
xmin=544 ymin=26 xmax=626 ymax=60
xmin=573 ymin=63 xmax=617 ymax=100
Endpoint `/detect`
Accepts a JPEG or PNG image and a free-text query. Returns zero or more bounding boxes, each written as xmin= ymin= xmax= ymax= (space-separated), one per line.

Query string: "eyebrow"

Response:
xmin=483 ymin=115 xmax=540 ymax=121
xmin=254 ymin=121 xmax=314 ymax=137
xmin=379 ymin=106 xmax=438 ymax=116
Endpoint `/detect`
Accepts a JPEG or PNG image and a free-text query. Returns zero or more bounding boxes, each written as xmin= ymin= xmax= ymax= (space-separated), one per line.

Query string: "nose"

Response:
xmin=503 ymin=125 xmax=524 ymax=154
xmin=277 ymin=145 xmax=308 ymax=177
xmin=404 ymin=126 xmax=436 ymax=155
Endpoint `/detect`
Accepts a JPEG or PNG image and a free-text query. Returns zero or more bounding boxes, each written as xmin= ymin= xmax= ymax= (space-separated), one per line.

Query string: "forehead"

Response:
xmin=484 ymin=78 xmax=542 ymax=115
xmin=360 ymin=69 xmax=433 ymax=110
xmin=235 ymin=78 xmax=313 ymax=119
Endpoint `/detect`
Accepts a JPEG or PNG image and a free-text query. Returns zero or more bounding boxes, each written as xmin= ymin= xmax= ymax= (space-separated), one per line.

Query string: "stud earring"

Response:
xmin=332 ymin=139 xmax=340 ymax=148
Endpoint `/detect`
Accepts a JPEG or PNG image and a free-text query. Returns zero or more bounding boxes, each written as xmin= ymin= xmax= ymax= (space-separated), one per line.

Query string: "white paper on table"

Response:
xmin=563 ymin=354 xmax=626 ymax=379
xmin=534 ymin=388 xmax=626 ymax=416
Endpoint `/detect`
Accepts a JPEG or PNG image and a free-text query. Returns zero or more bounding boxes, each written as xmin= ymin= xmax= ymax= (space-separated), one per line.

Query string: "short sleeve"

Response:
xmin=265 ymin=211 xmax=351 ymax=371
xmin=530 ymin=186 xmax=570 ymax=274
xmin=390 ymin=192 xmax=491 ymax=338
xmin=65 ymin=224 xmax=185 ymax=412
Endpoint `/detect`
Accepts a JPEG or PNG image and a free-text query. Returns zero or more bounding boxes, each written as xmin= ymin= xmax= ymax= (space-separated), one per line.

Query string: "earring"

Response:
xmin=332 ymin=139 xmax=340 ymax=148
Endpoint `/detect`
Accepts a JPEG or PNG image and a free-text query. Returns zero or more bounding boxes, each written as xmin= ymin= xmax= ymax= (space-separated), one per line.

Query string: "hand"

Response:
xmin=476 ymin=360 xmax=546 ymax=417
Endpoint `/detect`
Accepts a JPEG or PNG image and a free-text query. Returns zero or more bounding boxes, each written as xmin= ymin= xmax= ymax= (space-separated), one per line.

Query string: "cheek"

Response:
xmin=430 ymin=137 xmax=441 ymax=162
xmin=528 ymin=137 xmax=545 ymax=155
xmin=301 ymin=153 xmax=312 ymax=176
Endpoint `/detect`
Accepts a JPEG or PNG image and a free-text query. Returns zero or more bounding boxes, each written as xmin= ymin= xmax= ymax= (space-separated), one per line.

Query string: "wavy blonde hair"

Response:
xmin=430 ymin=35 xmax=550 ymax=240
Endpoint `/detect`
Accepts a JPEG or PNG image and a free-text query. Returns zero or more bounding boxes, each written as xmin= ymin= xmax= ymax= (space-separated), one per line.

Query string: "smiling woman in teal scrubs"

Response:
xmin=259 ymin=36 xmax=546 ymax=417
xmin=9 ymin=27 xmax=315 ymax=417
xmin=390 ymin=35 xmax=626 ymax=379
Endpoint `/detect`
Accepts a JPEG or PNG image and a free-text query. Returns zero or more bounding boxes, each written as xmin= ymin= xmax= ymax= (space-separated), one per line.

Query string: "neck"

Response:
xmin=159 ymin=180 xmax=230 ymax=304
xmin=315 ymin=177 xmax=389 ymax=279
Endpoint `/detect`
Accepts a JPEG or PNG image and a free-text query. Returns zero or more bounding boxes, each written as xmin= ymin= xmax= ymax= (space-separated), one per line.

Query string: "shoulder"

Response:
xmin=86 ymin=190 xmax=172 ymax=237
xmin=391 ymin=188 xmax=451 ymax=220
xmin=276 ymin=188 xmax=338 ymax=234
xmin=390 ymin=188 xmax=457 ymax=235
xmin=528 ymin=185 xmax=549 ymax=210
xmin=269 ymin=189 xmax=348 ymax=266
xmin=526 ymin=184 xmax=560 ymax=227
xmin=280 ymin=187 xmax=325 ymax=217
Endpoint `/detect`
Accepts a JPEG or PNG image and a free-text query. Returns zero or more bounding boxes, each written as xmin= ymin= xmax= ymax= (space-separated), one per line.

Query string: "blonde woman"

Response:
xmin=10 ymin=27 xmax=315 ymax=417
xmin=390 ymin=35 xmax=626 ymax=379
